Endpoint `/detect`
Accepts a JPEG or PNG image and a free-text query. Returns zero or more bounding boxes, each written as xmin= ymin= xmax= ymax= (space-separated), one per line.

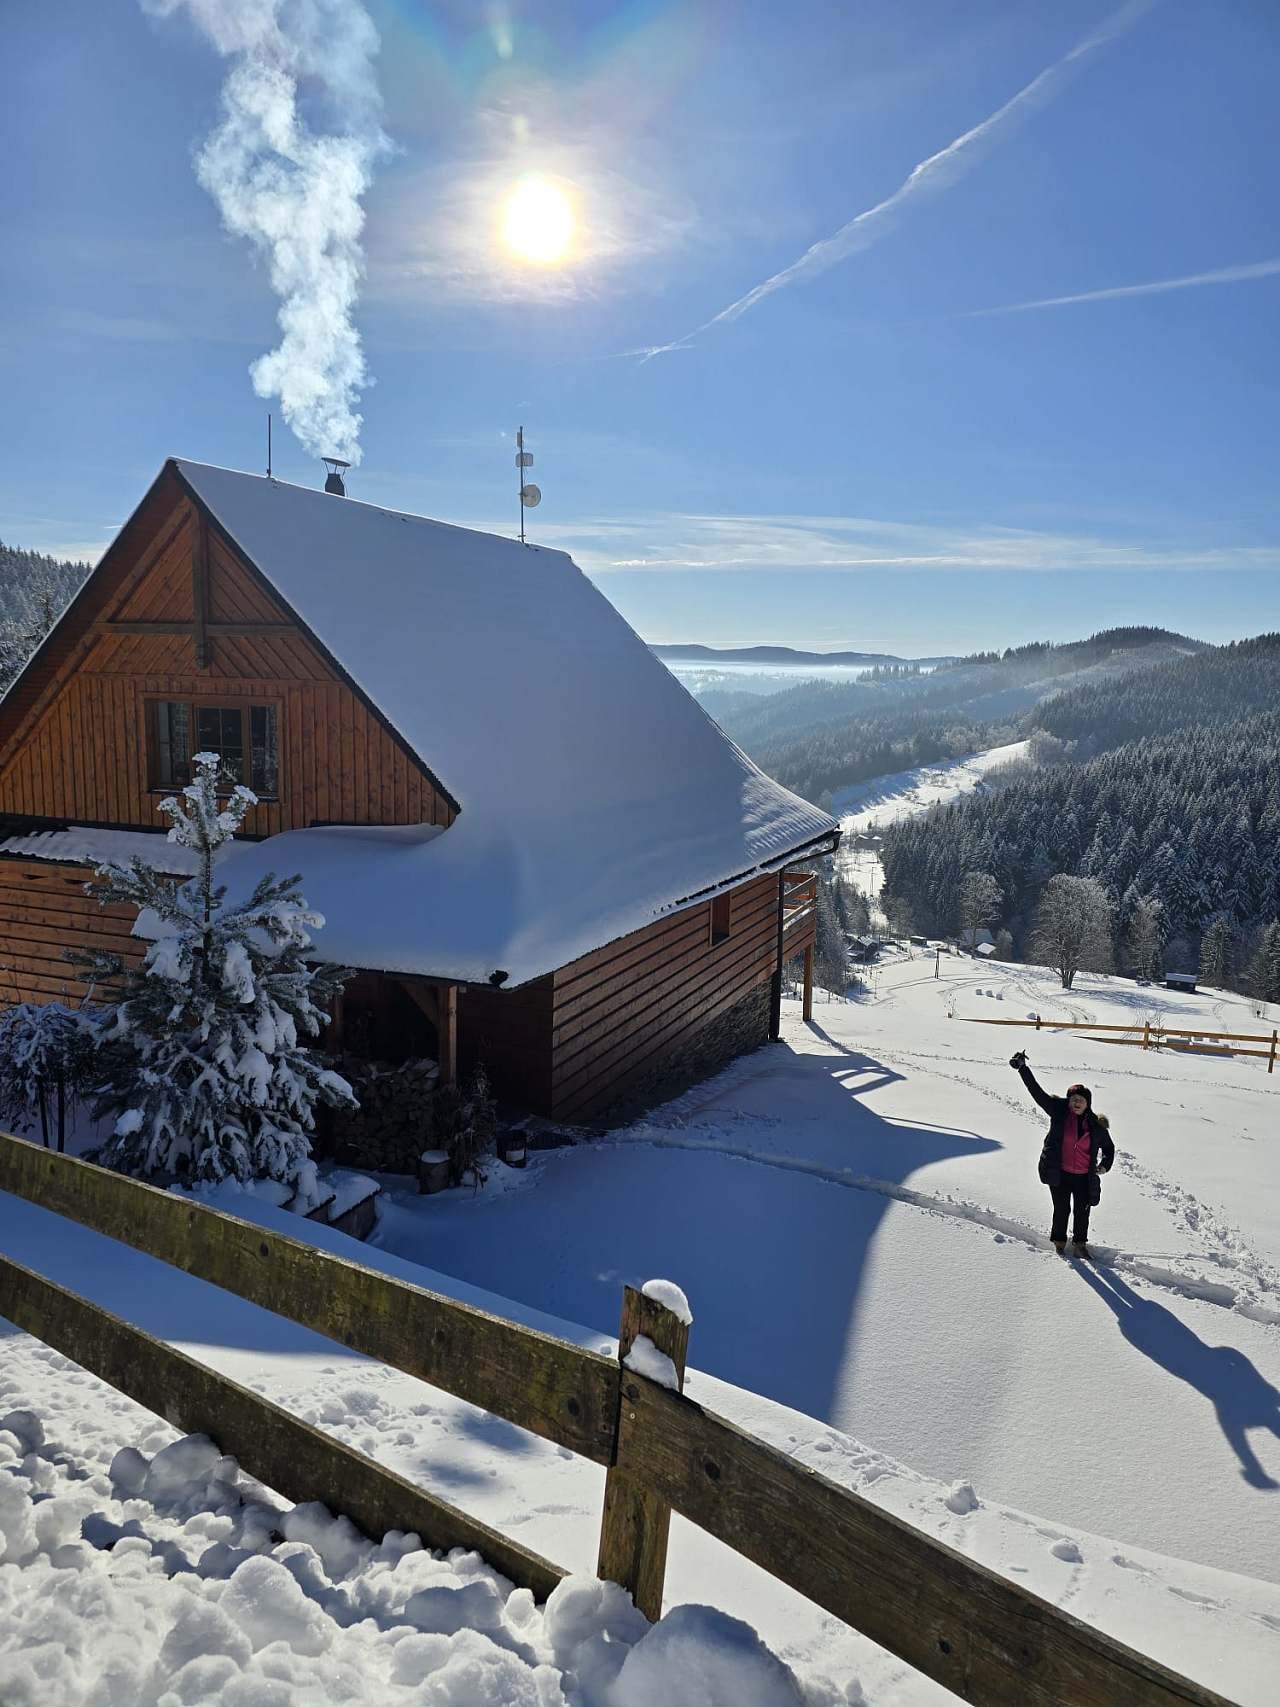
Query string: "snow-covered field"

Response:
xmin=835 ymin=742 xmax=1028 ymax=911
xmin=4 ymin=951 xmax=1279 ymax=1702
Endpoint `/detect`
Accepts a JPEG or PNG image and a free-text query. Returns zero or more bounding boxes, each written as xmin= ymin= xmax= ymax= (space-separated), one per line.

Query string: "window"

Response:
xmin=710 ymin=892 xmax=731 ymax=946
xmin=150 ymin=699 xmax=280 ymax=796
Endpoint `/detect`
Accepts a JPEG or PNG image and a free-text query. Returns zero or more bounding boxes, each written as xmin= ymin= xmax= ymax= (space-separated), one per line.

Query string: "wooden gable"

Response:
xmin=0 ymin=467 xmax=458 ymax=840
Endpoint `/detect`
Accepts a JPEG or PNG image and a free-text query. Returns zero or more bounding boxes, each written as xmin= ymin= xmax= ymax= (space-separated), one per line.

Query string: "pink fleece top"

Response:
xmin=1061 ymin=1111 xmax=1091 ymax=1174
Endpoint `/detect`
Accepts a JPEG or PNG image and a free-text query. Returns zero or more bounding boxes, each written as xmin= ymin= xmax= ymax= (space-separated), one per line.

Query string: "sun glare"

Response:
xmin=501 ymin=176 xmax=575 ymax=266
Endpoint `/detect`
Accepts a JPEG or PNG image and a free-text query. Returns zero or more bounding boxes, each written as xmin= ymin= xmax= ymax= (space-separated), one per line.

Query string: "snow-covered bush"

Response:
xmin=0 ymin=1001 xmax=96 ymax=1151
xmin=74 ymin=751 xmax=355 ymax=1189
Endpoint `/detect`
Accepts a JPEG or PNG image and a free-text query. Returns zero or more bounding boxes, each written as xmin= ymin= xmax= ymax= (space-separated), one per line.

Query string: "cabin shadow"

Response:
xmin=419 ymin=1035 xmax=1004 ymax=1429
xmin=671 ymin=1037 xmax=1001 ymax=1422
xmin=1074 ymin=1264 xmax=1280 ymax=1490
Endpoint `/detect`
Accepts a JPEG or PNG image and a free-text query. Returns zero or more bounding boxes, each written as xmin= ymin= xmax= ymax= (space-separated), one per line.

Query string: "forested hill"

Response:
xmin=704 ymin=626 xmax=1204 ymax=806
xmin=1028 ymin=633 xmax=1280 ymax=752
xmin=879 ymin=710 xmax=1280 ymax=970
xmin=0 ymin=541 xmax=90 ymax=693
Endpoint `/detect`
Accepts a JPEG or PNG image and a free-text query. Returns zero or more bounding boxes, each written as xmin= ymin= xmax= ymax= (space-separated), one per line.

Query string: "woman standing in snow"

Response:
xmin=1010 ymin=1052 xmax=1114 ymax=1257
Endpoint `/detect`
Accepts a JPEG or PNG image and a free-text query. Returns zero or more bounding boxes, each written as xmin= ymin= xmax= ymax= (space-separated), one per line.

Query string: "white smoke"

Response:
xmin=146 ymin=0 xmax=386 ymax=463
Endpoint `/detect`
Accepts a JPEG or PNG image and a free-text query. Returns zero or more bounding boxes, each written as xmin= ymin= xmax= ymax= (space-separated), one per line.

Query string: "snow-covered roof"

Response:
xmin=0 ymin=827 xmax=201 ymax=877
xmin=169 ymin=461 xmax=837 ymax=987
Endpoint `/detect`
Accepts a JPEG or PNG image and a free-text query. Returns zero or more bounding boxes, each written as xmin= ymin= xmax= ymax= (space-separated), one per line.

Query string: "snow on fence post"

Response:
xmin=597 ymin=1284 xmax=690 ymax=1621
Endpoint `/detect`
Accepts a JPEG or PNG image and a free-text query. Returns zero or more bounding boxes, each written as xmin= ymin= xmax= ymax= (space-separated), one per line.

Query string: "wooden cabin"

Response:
xmin=0 ymin=460 xmax=837 ymax=1122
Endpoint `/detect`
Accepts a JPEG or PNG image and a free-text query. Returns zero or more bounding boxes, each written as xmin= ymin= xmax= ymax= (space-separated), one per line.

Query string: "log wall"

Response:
xmin=548 ymin=871 xmax=817 ymax=1120
xmin=0 ymin=858 xmax=143 ymax=1006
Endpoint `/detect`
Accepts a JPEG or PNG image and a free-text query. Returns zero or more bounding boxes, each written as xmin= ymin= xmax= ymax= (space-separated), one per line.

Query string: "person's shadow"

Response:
xmin=1075 ymin=1264 xmax=1280 ymax=1489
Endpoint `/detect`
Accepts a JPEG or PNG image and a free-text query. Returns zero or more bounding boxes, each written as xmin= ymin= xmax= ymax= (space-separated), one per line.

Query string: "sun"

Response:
xmin=501 ymin=176 xmax=576 ymax=266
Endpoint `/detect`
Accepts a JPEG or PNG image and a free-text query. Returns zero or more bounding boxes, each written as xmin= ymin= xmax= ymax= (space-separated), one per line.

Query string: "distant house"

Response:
xmin=975 ymin=942 xmax=999 ymax=958
xmin=848 ymin=936 xmax=881 ymax=963
xmin=0 ymin=459 xmax=838 ymax=1121
xmin=1165 ymin=972 xmax=1198 ymax=993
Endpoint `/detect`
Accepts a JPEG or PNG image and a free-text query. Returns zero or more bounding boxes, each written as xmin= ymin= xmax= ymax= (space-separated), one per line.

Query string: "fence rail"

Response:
xmin=958 ymin=1014 xmax=1278 ymax=1071
xmin=0 ymin=1133 xmax=1233 ymax=1707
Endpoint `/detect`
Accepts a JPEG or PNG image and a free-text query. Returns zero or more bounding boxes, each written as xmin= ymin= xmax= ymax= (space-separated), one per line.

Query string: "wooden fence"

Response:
xmin=959 ymin=1013 xmax=1278 ymax=1072
xmin=0 ymin=1133 xmax=1234 ymax=1707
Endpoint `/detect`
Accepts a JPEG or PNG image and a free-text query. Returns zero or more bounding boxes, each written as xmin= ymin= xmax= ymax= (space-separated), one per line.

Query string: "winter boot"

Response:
xmin=1072 ymin=1241 xmax=1091 ymax=1259
xmin=1051 ymin=1238 xmax=1067 ymax=1255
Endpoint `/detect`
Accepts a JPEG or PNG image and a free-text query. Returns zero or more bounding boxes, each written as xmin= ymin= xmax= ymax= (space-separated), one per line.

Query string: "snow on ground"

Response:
xmin=3 ymin=951 xmax=1280 ymax=1701
xmin=371 ymin=960 xmax=1280 ymax=1589
xmin=0 ymin=1347 xmax=839 ymax=1707
xmin=834 ymin=742 xmax=1028 ymax=912
xmin=2 ymin=1166 xmax=1277 ymax=1707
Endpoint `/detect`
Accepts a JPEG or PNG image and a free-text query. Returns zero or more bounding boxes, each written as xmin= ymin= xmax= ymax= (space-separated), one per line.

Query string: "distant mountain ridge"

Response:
xmin=651 ymin=643 xmax=950 ymax=666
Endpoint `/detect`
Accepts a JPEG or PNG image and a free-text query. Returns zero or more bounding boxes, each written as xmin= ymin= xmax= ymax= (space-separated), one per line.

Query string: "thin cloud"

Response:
xmin=632 ymin=0 xmax=1159 ymax=360
xmin=475 ymin=510 xmax=1280 ymax=576
xmin=962 ymin=257 xmax=1280 ymax=317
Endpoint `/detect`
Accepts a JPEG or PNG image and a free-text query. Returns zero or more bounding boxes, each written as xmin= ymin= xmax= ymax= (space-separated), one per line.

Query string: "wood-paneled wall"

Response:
xmin=0 ymin=492 xmax=455 ymax=838
xmin=0 ymin=859 xmax=142 ymax=1006
xmin=548 ymin=872 xmax=808 ymax=1120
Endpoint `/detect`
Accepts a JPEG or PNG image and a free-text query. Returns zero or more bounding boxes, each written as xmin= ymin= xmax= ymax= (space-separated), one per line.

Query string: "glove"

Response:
xmin=1009 ymin=1050 xmax=1027 ymax=1070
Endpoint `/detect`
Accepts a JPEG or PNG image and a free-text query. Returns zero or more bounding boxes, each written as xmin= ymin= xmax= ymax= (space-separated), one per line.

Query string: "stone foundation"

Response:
xmin=591 ymin=980 xmax=773 ymax=1129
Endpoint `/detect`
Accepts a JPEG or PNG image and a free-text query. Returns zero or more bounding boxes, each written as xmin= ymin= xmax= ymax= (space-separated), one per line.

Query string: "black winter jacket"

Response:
xmin=1016 ymin=1063 xmax=1115 ymax=1186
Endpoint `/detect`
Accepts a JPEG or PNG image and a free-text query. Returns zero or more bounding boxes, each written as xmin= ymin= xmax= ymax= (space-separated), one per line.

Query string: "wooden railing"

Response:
xmin=0 ymin=1134 xmax=1232 ymax=1707
xmin=959 ymin=1014 xmax=1278 ymax=1072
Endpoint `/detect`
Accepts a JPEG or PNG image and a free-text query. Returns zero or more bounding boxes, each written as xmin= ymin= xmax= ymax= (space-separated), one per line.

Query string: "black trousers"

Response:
xmin=1049 ymin=1172 xmax=1092 ymax=1242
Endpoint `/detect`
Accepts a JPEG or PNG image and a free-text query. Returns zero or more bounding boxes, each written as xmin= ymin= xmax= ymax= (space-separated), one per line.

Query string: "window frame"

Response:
xmin=144 ymin=693 xmax=283 ymax=800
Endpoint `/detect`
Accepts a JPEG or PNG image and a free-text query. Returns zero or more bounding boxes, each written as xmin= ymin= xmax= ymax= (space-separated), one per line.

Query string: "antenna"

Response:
xmin=516 ymin=425 xmax=541 ymax=544
xmin=267 ymin=413 xmax=272 ymax=479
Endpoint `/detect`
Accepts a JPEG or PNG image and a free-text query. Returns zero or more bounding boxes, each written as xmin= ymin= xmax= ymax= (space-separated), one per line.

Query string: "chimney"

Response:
xmin=321 ymin=456 xmax=350 ymax=496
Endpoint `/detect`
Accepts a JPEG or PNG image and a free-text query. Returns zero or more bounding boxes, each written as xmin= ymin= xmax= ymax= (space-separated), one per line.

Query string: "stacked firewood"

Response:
xmin=327 ymin=1056 xmax=441 ymax=1173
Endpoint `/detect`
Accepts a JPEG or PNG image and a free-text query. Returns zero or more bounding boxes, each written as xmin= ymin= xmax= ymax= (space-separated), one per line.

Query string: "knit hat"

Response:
xmin=1066 ymin=1082 xmax=1092 ymax=1104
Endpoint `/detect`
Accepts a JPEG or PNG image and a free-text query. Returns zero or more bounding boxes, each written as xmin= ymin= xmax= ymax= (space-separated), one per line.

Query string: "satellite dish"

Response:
xmin=516 ymin=451 xmax=534 ymax=467
xmin=520 ymin=483 xmax=542 ymax=507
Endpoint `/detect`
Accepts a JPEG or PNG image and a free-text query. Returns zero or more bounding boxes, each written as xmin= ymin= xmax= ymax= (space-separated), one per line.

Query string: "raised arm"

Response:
xmin=1010 ymin=1053 xmax=1058 ymax=1115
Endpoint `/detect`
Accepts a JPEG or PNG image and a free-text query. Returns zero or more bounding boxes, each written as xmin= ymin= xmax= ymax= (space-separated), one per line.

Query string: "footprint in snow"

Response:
xmin=1050 ymin=1538 xmax=1083 ymax=1563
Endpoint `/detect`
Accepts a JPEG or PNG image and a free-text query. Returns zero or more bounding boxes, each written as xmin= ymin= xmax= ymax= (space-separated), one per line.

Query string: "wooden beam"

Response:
xmin=597 ymin=1286 xmax=690 ymax=1620
xmin=95 ymin=621 xmax=296 ymax=636
xmin=0 ymin=1135 xmax=620 ymax=1463
xmin=192 ymin=512 xmax=211 ymax=668
xmin=398 ymin=977 xmax=439 ymax=1032
xmin=0 ymin=1253 xmax=565 ymax=1601
xmin=618 ymin=1377 xmax=1234 ymax=1707
xmin=439 ymin=983 xmax=458 ymax=1088
xmin=802 ymin=942 xmax=814 ymax=1022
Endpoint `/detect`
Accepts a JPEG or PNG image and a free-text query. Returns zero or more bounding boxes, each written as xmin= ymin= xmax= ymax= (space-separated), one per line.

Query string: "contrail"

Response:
xmin=633 ymin=0 xmax=1159 ymax=360
xmin=961 ymin=257 xmax=1280 ymax=317
xmin=145 ymin=1 xmax=387 ymax=464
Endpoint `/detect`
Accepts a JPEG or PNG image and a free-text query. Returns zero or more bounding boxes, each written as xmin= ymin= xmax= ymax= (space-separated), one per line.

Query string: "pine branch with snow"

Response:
xmin=79 ymin=752 xmax=355 ymax=1190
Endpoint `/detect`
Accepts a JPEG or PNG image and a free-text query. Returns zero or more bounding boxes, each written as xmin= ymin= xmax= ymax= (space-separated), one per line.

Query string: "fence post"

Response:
xmin=1270 ymin=1030 xmax=1277 ymax=1075
xmin=597 ymin=1286 xmax=690 ymax=1621
xmin=1143 ymin=1020 xmax=1150 ymax=1052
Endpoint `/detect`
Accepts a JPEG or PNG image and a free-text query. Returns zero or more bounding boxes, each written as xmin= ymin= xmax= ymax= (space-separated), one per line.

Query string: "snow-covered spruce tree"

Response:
xmin=1124 ymin=892 xmax=1165 ymax=981
xmin=1198 ymin=915 xmax=1235 ymax=992
xmin=76 ymin=752 xmax=355 ymax=1189
xmin=0 ymin=1002 xmax=96 ymax=1151
xmin=1247 ymin=920 xmax=1280 ymax=1005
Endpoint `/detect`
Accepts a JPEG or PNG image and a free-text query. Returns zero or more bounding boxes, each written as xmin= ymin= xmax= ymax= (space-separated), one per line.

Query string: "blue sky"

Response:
xmin=3 ymin=0 xmax=1277 ymax=654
